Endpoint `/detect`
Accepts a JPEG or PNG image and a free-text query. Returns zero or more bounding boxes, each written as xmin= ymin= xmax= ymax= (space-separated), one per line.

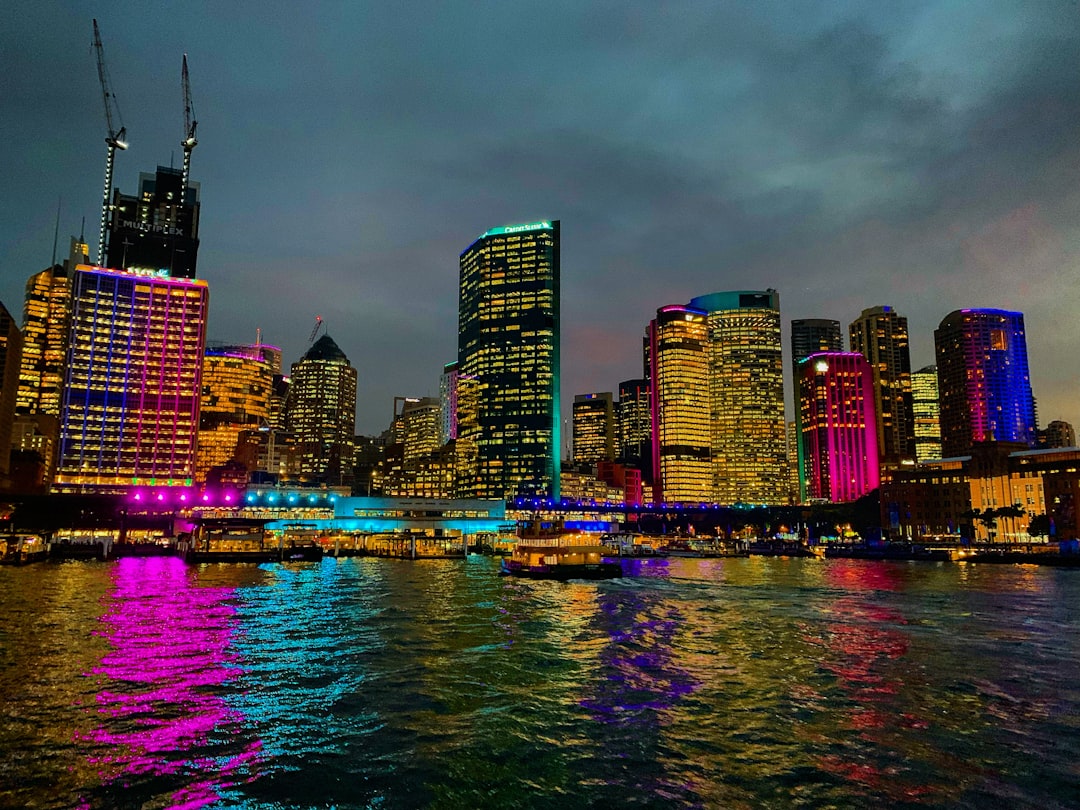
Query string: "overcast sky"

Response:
xmin=3 ymin=1 xmax=1078 ymax=438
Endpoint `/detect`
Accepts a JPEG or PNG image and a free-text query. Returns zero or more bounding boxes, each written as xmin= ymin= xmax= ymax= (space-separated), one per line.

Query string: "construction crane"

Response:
xmin=92 ymin=19 xmax=128 ymax=266
xmin=309 ymin=316 xmax=324 ymax=344
xmin=180 ymin=54 xmax=197 ymax=205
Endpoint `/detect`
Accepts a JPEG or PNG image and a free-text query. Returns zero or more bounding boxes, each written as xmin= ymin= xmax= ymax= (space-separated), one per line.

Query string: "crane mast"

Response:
xmin=92 ymin=19 xmax=127 ymax=266
xmin=181 ymin=54 xmax=198 ymax=205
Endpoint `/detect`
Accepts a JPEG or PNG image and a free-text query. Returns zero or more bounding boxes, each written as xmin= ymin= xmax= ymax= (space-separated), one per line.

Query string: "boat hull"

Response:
xmin=501 ymin=561 xmax=622 ymax=580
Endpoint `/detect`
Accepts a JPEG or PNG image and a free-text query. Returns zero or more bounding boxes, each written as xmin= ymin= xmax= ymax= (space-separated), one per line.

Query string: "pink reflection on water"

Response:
xmin=77 ymin=557 xmax=260 ymax=808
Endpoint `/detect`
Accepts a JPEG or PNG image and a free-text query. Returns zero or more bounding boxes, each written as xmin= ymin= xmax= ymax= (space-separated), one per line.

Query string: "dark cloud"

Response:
xmin=2 ymin=1 xmax=1078 ymax=436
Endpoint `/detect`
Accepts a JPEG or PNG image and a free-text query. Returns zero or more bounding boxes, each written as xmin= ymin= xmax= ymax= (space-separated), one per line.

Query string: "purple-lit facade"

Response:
xmin=798 ymin=352 xmax=880 ymax=503
xmin=54 ymin=265 xmax=209 ymax=493
xmin=934 ymin=308 xmax=1037 ymax=458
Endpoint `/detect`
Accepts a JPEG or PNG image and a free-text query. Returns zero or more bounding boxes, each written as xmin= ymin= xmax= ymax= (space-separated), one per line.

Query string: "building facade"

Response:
xmin=616 ymin=378 xmax=650 ymax=473
xmin=690 ymin=290 xmax=787 ymax=506
xmin=934 ymin=309 xmax=1037 ymax=458
xmin=648 ymin=304 xmax=711 ymax=504
xmin=0 ymin=302 xmax=23 ymax=487
xmin=797 ymin=351 xmax=880 ymax=503
xmin=572 ymin=392 xmax=615 ymax=465
xmin=1039 ymin=420 xmax=1076 ymax=449
xmin=457 ymin=220 xmax=560 ymax=500
xmin=849 ymin=305 xmax=915 ymax=471
xmin=195 ymin=344 xmax=274 ymax=483
xmin=911 ymin=365 xmax=942 ymax=463
xmin=106 ymin=166 xmax=200 ymax=279
xmin=54 ymin=265 xmax=209 ymax=492
xmin=285 ymin=334 xmax=357 ymax=486
xmin=790 ymin=318 xmax=843 ymax=501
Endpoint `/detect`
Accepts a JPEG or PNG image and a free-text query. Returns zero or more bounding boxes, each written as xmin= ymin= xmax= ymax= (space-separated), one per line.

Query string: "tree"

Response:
xmin=1027 ymin=513 xmax=1052 ymax=540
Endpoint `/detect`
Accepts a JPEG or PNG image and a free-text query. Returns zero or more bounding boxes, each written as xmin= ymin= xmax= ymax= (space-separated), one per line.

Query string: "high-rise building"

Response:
xmin=790 ymin=319 xmax=843 ymax=501
xmin=457 ymin=220 xmax=560 ymax=500
xmin=0 ymin=301 xmax=24 ymax=487
xmin=689 ymin=290 xmax=787 ymax=506
xmin=1040 ymin=420 xmax=1077 ymax=449
xmin=791 ymin=319 xmax=843 ymax=370
xmin=106 ymin=166 xmax=200 ymax=279
xmin=849 ymin=305 xmax=915 ymax=471
xmin=16 ymin=237 xmax=87 ymax=418
xmin=934 ymin=309 xmax=1037 ymax=457
xmin=648 ymin=304 xmax=710 ymax=504
xmin=54 ymin=265 xmax=209 ymax=492
xmin=195 ymin=344 xmax=274 ymax=483
xmin=285 ymin=334 xmax=357 ymax=485
xmin=440 ymin=361 xmax=459 ymax=445
xmin=572 ymin=392 xmax=614 ymax=465
xmin=797 ymin=352 xmax=880 ymax=502
xmin=616 ymin=378 xmax=650 ymax=475
xmin=911 ymin=365 xmax=942 ymax=463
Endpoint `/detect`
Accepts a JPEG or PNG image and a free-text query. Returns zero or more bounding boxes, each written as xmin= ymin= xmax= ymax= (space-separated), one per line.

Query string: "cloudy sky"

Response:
xmin=3 ymin=1 xmax=1078 ymax=438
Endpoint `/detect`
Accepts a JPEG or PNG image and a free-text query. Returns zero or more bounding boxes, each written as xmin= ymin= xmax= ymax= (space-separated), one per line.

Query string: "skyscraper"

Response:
xmin=616 ymin=378 xmax=650 ymax=472
xmin=572 ymin=392 xmax=615 ymax=465
xmin=689 ymin=290 xmax=787 ymax=505
xmin=934 ymin=309 xmax=1037 ymax=457
xmin=457 ymin=220 xmax=560 ymax=500
xmin=790 ymin=318 xmax=843 ymax=502
xmin=195 ymin=344 xmax=273 ymax=483
xmin=648 ymin=304 xmax=710 ymax=504
xmin=106 ymin=166 xmax=200 ymax=279
xmin=849 ymin=305 xmax=915 ymax=470
xmin=439 ymin=361 xmax=458 ymax=445
xmin=0 ymin=301 xmax=23 ymax=488
xmin=797 ymin=352 xmax=880 ymax=502
xmin=911 ymin=365 xmax=942 ymax=463
xmin=285 ymin=334 xmax=357 ymax=485
xmin=54 ymin=265 xmax=209 ymax=492
xmin=16 ymin=237 xmax=87 ymax=418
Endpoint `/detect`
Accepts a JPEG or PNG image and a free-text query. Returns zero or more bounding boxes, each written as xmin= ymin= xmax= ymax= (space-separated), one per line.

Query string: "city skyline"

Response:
xmin=2 ymin=3 xmax=1079 ymax=436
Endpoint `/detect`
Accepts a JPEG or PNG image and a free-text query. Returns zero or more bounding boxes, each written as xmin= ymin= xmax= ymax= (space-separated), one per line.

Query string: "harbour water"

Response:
xmin=1 ymin=556 xmax=1077 ymax=808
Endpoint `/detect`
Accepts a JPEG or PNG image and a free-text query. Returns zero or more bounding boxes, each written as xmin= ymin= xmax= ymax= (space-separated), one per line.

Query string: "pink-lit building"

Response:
xmin=54 ymin=265 xmax=209 ymax=492
xmin=797 ymin=351 xmax=880 ymax=502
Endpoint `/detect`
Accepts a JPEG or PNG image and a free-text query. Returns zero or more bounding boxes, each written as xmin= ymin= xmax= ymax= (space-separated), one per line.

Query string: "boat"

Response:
xmin=501 ymin=535 xmax=623 ymax=580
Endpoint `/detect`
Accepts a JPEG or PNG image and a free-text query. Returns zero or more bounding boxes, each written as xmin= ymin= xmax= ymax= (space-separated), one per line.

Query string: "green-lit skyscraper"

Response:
xmin=457 ymin=220 xmax=560 ymax=500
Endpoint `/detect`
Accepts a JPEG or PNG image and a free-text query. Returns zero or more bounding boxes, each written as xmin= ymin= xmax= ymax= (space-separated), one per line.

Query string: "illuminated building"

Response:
xmin=54 ymin=265 xmax=209 ymax=492
xmin=1040 ymin=420 xmax=1076 ymax=449
xmin=457 ymin=220 xmax=560 ymax=500
xmin=648 ymin=304 xmax=710 ymax=504
xmin=393 ymin=397 xmax=442 ymax=463
xmin=285 ymin=334 xmax=357 ymax=485
xmin=882 ymin=445 xmax=1080 ymax=542
xmin=0 ymin=301 xmax=23 ymax=487
xmin=797 ymin=352 xmax=880 ymax=502
xmin=16 ymin=237 xmax=87 ymax=417
xmin=195 ymin=344 xmax=274 ymax=483
xmin=934 ymin=309 xmax=1036 ymax=457
xmin=790 ymin=318 xmax=842 ymax=501
xmin=440 ymin=361 xmax=458 ymax=443
xmin=596 ymin=460 xmax=643 ymax=506
xmin=616 ymin=378 xmax=650 ymax=474
xmin=849 ymin=305 xmax=915 ymax=471
xmin=106 ymin=166 xmax=200 ymax=279
xmin=689 ymin=290 xmax=787 ymax=506
xmin=911 ymin=365 xmax=942 ymax=462
xmin=573 ymin=392 xmax=614 ymax=465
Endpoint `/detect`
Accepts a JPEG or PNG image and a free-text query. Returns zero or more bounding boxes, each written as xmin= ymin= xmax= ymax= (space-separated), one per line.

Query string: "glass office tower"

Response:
xmin=457 ymin=220 xmax=560 ymax=500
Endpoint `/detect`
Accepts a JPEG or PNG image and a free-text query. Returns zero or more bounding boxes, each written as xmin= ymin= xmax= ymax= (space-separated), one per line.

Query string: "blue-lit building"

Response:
xmin=934 ymin=308 xmax=1037 ymax=457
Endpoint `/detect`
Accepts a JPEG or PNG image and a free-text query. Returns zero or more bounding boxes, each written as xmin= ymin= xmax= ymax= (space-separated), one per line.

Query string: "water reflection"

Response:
xmin=77 ymin=557 xmax=259 ymax=808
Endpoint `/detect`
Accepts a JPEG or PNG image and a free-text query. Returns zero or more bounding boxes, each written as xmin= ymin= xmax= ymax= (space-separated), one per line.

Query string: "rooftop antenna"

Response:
xmin=92 ymin=18 xmax=128 ymax=266
xmin=51 ymin=197 xmax=62 ymax=267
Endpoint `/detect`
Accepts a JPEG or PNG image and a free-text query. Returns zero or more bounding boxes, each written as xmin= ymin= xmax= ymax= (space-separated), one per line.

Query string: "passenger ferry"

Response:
xmin=501 ymin=534 xmax=623 ymax=580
